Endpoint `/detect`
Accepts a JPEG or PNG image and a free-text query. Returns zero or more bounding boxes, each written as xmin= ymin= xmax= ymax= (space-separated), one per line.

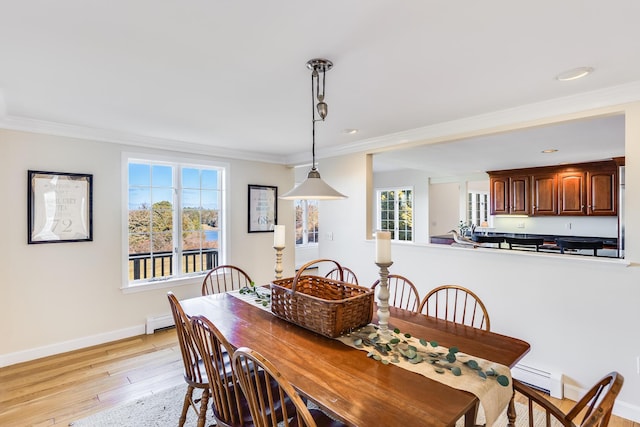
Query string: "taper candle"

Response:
xmin=274 ymin=225 xmax=285 ymax=248
xmin=375 ymin=231 xmax=392 ymax=263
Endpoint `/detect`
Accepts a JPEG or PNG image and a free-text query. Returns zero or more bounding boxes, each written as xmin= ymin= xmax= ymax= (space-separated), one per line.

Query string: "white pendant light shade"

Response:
xmin=280 ymin=169 xmax=347 ymax=200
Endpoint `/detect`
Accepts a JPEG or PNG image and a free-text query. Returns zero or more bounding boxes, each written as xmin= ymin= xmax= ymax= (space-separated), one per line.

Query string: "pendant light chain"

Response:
xmin=311 ymin=68 xmax=317 ymax=171
xmin=279 ymin=58 xmax=347 ymax=200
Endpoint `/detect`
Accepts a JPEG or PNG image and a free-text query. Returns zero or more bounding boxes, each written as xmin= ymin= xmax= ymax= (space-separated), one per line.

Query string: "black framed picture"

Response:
xmin=248 ymin=184 xmax=277 ymax=233
xmin=28 ymin=170 xmax=93 ymax=244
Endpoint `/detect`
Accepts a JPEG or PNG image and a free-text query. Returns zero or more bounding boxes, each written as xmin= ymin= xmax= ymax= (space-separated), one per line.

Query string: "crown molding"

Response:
xmin=0 ymin=115 xmax=284 ymax=164
xmin=285 ymin=80 xmax=640 ymax=165
xmin=3 ymin=81 xmax=640 ymax=166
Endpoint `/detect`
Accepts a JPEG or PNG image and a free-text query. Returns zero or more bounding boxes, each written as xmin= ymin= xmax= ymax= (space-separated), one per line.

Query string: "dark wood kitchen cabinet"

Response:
xmin=489 ymin=175 xmax=509 ymax=215
xmin=489 ymin=160 xmax=619 ymax=217
xmin=588 ymin=167 xmax=617 ymax=215
xmin=532 ymin=172 xmax=558 ymax=215
xmin=489 ymin=174 xmax=530 ymax=215
xmin=558 ymin=170 xmax=586 ymax=215
xmin=558 ymin=166 xmax=617 ymax=216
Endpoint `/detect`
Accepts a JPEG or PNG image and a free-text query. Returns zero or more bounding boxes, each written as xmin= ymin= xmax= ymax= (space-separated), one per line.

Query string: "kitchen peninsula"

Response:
xmin=430 ymin=232 xmax=619 ymax=257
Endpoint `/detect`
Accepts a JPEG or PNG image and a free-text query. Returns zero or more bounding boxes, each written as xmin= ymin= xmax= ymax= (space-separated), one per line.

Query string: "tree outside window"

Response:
xmin=377 ymin=188 xmax=413 ymax=241
xmin=127 ymin=159 xmax=224 ymax=284
xmin=295 ymin=199 xmax=319 ymax=246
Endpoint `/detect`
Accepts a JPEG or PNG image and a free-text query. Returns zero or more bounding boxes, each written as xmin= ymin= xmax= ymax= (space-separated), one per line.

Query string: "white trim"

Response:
xmin=0 ymin=325 xmax=144 ymax=368
xmin=286 ymin=81 xmax=640 ymax=165
xmin=375 ymin=186 xmax=415 ymax=242
xmin=120 ymin=274 xmax=203 ymax=294
xmin=122 ymin=153 xmax=228 ymax=289
xmin=3 ymin=82 xmax=640 ymax=167
xmin=0 ymin=114 xmax=282 ymax=164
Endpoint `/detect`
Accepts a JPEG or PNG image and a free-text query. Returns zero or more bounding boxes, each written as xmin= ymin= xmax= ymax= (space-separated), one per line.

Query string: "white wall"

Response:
xmin=428 ymin=182 xmax=460 ymax=236
xmin=317 ymin=104 xmax=640 ymax=422
xmin=0 ymin=129 xmax=295 ymax=363
xmin=2 ymin=104 xmax=640 ymax=421
xmin=373 ymin=169 xmax=430 ymax=244
xmin=492 ymin=215 xmax=618 ymax=237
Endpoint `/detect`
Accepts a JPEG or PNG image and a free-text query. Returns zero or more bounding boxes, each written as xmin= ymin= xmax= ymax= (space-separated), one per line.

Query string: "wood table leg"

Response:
xmin=507 ymin=388 xmax=516 ymax=427
xmin=464 ymin=402 xmax=480 ymax=427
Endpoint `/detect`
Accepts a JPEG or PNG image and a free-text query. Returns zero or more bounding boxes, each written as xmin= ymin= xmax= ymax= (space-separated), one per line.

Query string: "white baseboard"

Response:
xmin=0 ymin=325 xmax=144 ymax=368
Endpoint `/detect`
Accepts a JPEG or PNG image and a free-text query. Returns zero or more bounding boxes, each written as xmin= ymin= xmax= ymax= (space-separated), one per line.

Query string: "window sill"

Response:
xmin=121 ymin=274 xmax=205 ymax=294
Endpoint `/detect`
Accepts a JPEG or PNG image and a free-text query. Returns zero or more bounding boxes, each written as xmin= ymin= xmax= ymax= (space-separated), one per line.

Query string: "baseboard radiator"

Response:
xmin=512 ymin=363 xmax=564 ymax=399
xmin=145 ymin=314 xmax=175 ymax=334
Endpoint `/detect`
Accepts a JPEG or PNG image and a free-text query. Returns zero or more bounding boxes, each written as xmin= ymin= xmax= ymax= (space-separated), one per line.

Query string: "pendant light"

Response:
xmin=280 ymin=58 xmax=347 ymax=200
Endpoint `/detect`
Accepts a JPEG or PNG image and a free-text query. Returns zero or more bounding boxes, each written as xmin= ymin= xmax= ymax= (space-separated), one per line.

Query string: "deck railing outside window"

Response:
xmin=128 ymin=248 xmax=218 ymax=281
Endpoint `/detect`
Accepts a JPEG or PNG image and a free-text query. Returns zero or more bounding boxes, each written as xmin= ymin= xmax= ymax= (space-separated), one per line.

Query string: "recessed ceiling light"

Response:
xmin=343 ymin=129 xmax=358 ymax=135
xmin=556 ymin=67 xmax=594 ymax=81
xmin=541 ymin=149 xmax=558 ymax=153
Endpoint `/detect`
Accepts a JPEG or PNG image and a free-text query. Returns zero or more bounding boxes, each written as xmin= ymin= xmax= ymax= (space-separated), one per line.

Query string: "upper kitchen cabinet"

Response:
xmin=532 ymin=172 xmax=558 ymax=215
xmin=489 ymin=174 xmax=530 ymax=215
xmin=559 ymin=163 xmax=618 ymax=216
xmin=489 ymin=175 xmax=508 ymax=215
xmin=489 ymin=160 xmax=619 ymax=217
xmin=558 ymin=170 xmax=586 ymax=215
xmin=589 ymin=167 xmax=617 ymax=215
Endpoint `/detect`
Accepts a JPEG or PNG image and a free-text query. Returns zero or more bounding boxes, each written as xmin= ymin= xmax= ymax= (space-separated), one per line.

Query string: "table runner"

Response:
xmin=227 ymin=287 xmax=271 ymax=312
xmin=337 ymin=325 xmax=512 ymax=426
xmin=227 ymin=289 xmax=511 ymax=426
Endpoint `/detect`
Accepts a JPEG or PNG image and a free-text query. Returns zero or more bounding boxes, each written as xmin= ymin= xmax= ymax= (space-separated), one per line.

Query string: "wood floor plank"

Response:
xmin=0 ymin=328 xmax=636 ymax=427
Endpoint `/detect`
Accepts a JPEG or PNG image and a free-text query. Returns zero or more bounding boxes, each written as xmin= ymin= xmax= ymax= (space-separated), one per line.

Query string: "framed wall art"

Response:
xmin=28 ymin=170 xmax=93 ymax=244
xmin=248 ymin=184 xmax=277 ymax=233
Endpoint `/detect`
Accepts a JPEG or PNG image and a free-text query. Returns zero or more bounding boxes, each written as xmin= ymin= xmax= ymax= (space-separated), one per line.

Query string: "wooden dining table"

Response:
xmin=180 ymin=291 xmax=530 ymax=427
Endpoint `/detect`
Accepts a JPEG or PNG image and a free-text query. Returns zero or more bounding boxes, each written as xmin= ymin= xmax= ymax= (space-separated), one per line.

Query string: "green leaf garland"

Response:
xmin=346 ymin=325 xmax=510 ymax=387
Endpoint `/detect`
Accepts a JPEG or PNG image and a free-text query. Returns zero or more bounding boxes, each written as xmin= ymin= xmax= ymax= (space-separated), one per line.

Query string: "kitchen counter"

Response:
xmin=430 ymin=232 xmax=619 ymax=257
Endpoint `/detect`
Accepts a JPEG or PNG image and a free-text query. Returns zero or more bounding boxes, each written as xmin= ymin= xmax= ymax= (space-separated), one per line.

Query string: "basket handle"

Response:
xmin=291 ymin=258 xmax=344 ymax=293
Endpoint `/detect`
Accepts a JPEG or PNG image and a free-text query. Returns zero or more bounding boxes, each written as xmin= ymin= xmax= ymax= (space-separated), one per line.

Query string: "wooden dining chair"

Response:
xmin=202 ymin=264 xmax=253 ymax=295
xmin=190 ymin=315 xmax=298 ymax=427
xmin=508 ymin=372 xmax=624 ymax=427
xmin=418 ymin=285 xmax=491 ymax=331
xmin=167 ymin=292 xmax=210 ymax=427
xmin=371 ymin=274 xmax=421 ymax=312
xmin=232 ymin=347 xmax=347 ymax=427
xmin=324 ymin=266 xmax=359 ymax=285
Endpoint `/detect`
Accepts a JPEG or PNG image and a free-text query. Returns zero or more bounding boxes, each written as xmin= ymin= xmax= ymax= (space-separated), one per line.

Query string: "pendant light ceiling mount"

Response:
xmin=280 ymin=58 xmax=347 ymax=200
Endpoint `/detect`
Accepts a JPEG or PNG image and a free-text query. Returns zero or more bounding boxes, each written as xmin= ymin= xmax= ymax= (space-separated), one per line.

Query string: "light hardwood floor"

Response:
xmin=0 ymin=328 xmax=637 ymax=427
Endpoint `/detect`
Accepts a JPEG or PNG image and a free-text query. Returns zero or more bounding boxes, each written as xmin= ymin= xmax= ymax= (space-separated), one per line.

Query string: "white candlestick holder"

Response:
xmin=273 ymin=246 xmax=285 ymax=279
xmin=375 ymin=261 xmax=393 ymax=340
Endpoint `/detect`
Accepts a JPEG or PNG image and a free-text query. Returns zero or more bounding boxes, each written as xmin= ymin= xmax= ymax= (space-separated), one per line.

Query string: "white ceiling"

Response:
xmin=0 ymin=1 xmax=637 ymax=172
xmin=373 ymin=114 xmax=625 ymax=177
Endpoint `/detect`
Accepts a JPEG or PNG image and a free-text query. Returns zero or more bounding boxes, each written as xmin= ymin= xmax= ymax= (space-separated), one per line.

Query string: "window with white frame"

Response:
xmin=295 ymin=199 xmax=319 ymax=245
xmin=126 ymin=156 xmax=225 ymax=285
xmin=467 ymin=191 xmax=489 ymax=227
xmin=377 ymin=188 xmax=413 ymax=241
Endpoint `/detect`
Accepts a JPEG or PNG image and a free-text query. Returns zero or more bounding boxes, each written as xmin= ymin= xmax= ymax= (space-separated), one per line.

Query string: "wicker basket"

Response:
xmin=270 ymin=259 xmax=374 ymax=338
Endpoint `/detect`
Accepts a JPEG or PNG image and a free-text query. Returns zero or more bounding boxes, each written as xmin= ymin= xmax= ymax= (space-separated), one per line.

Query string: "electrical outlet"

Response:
xmin=565 ymin=223 xmax=572 ymax=230
xmin=516 ymin=222 xmax=525 ymax=228
xmin=325 ymin=232 xmax=334 ymax=241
